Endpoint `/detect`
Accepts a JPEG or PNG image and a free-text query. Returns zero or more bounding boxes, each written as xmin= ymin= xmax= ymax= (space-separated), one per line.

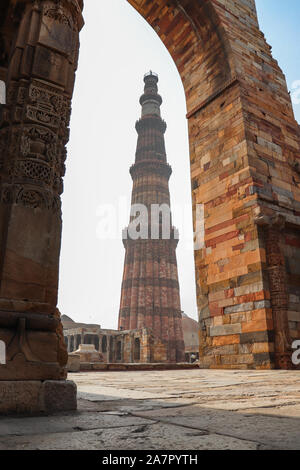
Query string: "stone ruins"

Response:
xmin=62 ymin=312 xmax=199 ymax=369
xmin=0 ymin=0 xmax=299 ymax=414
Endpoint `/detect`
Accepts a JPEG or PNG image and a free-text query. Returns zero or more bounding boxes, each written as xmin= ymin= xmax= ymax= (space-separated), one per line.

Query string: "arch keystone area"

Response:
xmin=0 ymin=0 xmax=299 ymax=413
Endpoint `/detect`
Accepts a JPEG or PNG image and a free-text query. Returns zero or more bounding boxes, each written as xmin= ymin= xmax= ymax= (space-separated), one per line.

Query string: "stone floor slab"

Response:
xmin=0 ymin=412 xmax=153 ymax=437
xmin=132 ymin=405 xmax=300 ymax=450
xmin=0 ymin=369 xmax=299 ymax=450
xmin=0 ymin=422 xmax=263 ymax=451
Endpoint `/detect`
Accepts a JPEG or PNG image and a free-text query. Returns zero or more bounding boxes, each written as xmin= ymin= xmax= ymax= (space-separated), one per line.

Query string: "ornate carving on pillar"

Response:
xmin=0 ymin=77 xmax=71 ymax=212
xmin=256 ymin=214 xmax=293 ymax=369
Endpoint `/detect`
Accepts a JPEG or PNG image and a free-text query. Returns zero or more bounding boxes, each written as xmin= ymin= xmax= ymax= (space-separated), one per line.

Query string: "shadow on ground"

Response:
xmin=0 ymin=369 xmax=300 ymax=450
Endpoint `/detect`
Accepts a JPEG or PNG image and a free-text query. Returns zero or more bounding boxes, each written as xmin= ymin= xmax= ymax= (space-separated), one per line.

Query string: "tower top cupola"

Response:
xmin=140 ymin=71 xmax=162 ymax=117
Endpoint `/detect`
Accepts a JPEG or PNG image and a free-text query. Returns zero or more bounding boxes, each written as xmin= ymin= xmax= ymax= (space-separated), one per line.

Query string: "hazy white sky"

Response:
xmin=58 ymin=0 xmax=300 ymax=329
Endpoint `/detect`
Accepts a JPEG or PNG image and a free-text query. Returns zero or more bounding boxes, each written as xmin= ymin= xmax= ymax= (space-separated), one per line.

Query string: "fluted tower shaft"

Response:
xmin=118 ymin=72 xmax=185 ymax=363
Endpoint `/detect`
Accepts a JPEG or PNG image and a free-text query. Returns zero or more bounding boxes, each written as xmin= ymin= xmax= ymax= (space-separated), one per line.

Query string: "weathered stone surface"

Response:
xmin=134 ymin=406 xmax=300 ymax=451
xmin=0 ymin=380 xmax=77 ymax=414
xmin=1 ymin=369 xmax=300 ymax=449
xmin=0 ymin=381 xmax=42 ymax=414
xmin=67 ymin=354 xmax=80 ymax=372
xmin=0 ymin=423 xmax=261 ymax=451
xmin=0 ymin=411 xmax=154 ymax=438
xmin=210 ymin=324 xmax=242 ymax=337
xmin=42 ymin=380 xmax=77 ymax=413
xmin=74 ymin=344 xmax=103 ymax=363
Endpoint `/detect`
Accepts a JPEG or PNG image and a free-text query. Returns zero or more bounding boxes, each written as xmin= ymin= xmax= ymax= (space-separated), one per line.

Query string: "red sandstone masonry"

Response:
xmin=118 ymin=73 xmax=185 ymax=363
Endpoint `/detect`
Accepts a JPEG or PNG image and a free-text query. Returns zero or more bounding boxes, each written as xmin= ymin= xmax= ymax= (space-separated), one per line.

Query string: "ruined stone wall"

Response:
xmin=151 ymin=335 xmax=168 ymax=363
xmin=64 ymin=326 xmax=168 ymax=364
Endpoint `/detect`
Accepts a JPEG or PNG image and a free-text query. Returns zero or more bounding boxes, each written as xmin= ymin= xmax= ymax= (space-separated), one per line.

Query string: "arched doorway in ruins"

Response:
xmin=58 ymin=1 xmax=198 ymax=350
xmin=0 ymin=1 xmax=299 ymax=416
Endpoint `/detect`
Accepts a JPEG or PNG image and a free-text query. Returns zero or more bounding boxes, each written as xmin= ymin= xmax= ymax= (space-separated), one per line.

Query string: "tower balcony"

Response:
xmin=129 ymin=159 xmax=172 ymax=179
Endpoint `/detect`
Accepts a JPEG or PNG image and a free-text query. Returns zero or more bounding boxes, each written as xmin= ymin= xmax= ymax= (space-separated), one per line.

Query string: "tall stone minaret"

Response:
xmin=118 ymin=72 xmax=185 ymax=363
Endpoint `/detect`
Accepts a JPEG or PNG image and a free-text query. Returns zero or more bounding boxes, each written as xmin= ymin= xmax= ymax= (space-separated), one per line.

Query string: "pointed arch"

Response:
xmin=127 ymin=1 xmax=237 ymax=111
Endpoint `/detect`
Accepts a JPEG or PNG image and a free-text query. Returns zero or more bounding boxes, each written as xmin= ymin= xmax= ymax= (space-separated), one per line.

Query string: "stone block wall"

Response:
xmin=64 ymin=325 xmax=168 ymax=364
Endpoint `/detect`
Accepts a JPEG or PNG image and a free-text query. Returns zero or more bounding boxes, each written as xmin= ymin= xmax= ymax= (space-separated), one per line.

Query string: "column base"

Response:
xmin=0 ymin=380 xmax=77 ymax=415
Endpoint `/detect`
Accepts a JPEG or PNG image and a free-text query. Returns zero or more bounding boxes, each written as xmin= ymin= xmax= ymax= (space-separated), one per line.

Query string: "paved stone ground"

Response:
xmin=0 ymin=369 xmax=300 ymax=450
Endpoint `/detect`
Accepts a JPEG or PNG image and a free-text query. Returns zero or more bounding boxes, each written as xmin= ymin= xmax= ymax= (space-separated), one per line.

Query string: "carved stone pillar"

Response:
xmin=0 ymin=0 xmax=84 ymax=414
xmin=256 ymin=214 xmax=293 ymax=369
xmin=263 ymin=217 xmax=293 ymax=369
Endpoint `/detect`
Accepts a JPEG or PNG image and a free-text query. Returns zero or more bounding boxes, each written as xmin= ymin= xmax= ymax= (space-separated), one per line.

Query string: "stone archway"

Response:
xmin=126 ymin=0 xmax=300 ymax=370
xmin=0 ymin=0 xmax=300 ymax=413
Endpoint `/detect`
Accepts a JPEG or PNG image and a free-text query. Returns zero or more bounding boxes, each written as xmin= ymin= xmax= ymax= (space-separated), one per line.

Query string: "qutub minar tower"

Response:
xmin=118 ymin=72 xmax=185 ymax=363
